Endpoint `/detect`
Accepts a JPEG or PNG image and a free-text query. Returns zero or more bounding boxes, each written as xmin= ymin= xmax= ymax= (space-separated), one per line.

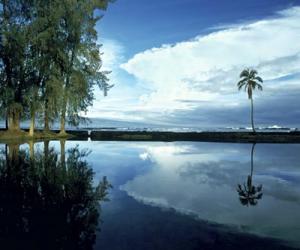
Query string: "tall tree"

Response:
xmin=27 ymin=0 xmax=66 ymax=134
xmin=0 ymin=0 xmax=30 ymax=131
xmin=237 ymin=69 xmax=263 ymax=133
xmin=58 ymin=0 xmax=112 ymax=135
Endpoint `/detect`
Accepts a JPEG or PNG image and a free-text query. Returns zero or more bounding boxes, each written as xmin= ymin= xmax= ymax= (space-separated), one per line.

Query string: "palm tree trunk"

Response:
xmin=250 ymin=97 xmax=256 ymax=133
xmin=250 ymin=143 xmax=256 ymax=179
xmin=247 ymin=143 xmax=256 ymax=190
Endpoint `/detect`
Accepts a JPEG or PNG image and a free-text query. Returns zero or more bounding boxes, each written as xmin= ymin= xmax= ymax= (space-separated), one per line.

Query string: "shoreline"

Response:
xmin=2 ymin=129 xmax=300 ymax=143
xmin=0 ymin=129 xmax=73 ymax=144
xmin=87 ymin=130 xmax=300 ymax=143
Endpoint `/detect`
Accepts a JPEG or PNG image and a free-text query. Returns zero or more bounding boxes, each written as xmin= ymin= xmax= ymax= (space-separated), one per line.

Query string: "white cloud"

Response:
xmin=121 ymin=7 xmax=300 ymax=114
xmin=139 ymin=152 xmax=149 ymax=161
xmin=100 ymin=39 xmax=125 ymax=71
xmin=88 ymin=39 xmax=146 ymax=121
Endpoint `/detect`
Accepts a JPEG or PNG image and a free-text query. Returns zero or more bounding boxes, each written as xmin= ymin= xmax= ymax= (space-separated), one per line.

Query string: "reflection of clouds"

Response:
xmin=179 ymin=161 xmax=248 ymax=186
xmin=121 ymin=143 xmax=300 ymax=246
xmin=256 ymin=173 xmax=300 ymax=204
xmin=139 ymin=152 xmax=149 ymax=161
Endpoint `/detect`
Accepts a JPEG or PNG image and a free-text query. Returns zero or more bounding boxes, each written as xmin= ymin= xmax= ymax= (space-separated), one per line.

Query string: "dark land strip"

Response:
xmin=1 ymin=129 xmax=300 ymax=143
xmin=76 ymin=130 xmax=300 ymax=143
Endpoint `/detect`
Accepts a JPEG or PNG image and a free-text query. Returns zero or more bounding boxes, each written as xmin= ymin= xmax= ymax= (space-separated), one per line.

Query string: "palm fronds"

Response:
xmin=237 ymin=176 xmax=263 ymax=206
xmin=237 ymin=68 xmax=263 ymax=99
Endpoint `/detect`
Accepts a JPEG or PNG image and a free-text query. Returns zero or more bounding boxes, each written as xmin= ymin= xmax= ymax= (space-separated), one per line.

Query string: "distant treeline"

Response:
xmin=0 ymin=0 xmax=113 ymax=136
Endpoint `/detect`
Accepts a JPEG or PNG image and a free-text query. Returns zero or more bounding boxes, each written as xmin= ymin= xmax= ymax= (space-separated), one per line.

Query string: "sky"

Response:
xmin=89 ymin=0 xmax=300 ymax=128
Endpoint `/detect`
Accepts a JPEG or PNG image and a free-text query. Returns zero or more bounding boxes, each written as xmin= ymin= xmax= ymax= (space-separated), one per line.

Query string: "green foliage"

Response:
xmin=0 ymin=0 xmax=114 ymax=131
xmin=237 ymin=69 xmax=263 ymax=99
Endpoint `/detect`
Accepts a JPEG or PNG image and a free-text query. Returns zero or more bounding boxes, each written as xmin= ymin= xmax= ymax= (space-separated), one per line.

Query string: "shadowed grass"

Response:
xmin=0 ymin=129 xmax=73 ymax=143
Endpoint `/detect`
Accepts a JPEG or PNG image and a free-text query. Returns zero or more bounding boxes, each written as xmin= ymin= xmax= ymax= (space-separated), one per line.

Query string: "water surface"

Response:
xmin=0 ymin=141 xmax=299 ymax=249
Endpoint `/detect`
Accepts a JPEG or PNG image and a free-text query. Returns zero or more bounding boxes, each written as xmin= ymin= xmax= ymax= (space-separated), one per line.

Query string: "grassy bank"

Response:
xmin=0 ymin=129 xmax=73 ymax=144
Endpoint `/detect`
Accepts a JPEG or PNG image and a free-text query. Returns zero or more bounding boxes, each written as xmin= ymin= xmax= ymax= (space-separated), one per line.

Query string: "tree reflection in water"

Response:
xmin=237 ymin=143 xmax=263 ymax=206
xmin=0 ymin=140 xmax=112 ymax=250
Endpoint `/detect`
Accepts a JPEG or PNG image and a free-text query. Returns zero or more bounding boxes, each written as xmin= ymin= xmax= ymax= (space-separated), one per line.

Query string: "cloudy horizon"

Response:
xmin=88 ymin=1 xmax=300 ymax=128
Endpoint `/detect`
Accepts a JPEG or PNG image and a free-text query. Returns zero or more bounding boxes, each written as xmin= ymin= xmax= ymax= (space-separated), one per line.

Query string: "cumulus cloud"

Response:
xmin=120 ymin=7 xmax=300 ymax=125
xmin=88 ymin=39 xmax=145 ymax=121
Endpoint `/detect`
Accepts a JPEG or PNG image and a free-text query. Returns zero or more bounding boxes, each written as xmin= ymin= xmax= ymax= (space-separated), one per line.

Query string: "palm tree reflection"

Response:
xmin=237 ymin=143 xmax=263 ymax=206
xmin=0 ymin=141 xmax=112 ymax=250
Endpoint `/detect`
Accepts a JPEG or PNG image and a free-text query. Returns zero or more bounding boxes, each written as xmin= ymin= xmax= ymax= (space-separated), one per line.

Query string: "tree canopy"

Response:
xmin=0 ymin=0 xmax=113 ymax=135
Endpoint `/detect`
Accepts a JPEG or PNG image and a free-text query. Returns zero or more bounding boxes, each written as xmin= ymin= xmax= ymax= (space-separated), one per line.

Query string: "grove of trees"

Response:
xmin=0 ymin=0 xmax=113 ymax=137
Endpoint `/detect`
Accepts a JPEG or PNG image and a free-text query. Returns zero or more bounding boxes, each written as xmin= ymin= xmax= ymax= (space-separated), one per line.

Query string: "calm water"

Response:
xmin=0 ymin=140 xmax=300 ymax=250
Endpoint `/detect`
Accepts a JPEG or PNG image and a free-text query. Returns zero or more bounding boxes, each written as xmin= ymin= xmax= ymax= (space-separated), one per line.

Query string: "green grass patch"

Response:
xmin=0 ymin=129 xmax=73 ymax=143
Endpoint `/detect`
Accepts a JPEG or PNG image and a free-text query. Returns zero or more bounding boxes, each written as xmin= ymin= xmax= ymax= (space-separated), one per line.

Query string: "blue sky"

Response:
xmin=89 ymin=0 xmax=300 ymax=128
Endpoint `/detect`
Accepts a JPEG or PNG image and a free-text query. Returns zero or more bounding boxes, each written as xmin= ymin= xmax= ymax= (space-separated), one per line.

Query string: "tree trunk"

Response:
xmin=60 ymin=139 xmax=66 ymax=167
xmin=250 ymin=97 xmax=256 ymax=133
xmin=8 ymin=143 xmax=19 ymax=163
xmin=44 ymin=140 xmax=49 ymax=160
xmin=13 ymin=111 xmax=21 ymax=131
xmin=44 ymin=107 xmax=50 ymax=132
xmin=5 ymin=115 xmax=8 ymax=130
xmin=8 ymin=110 xmax=21 ymax=132
xmin=59 ymin=96 xmax=67 ymax=135
xmin=8 ymin=114 xmax=14 ymax=131
xmin=59 ymin=46 xmax=74 ymax=135
xmin=29 ymin=111 xmax=35 ymax=137
xmin=60 ymin=110 xmax=66 ymax=134
xmin=44 ymin=112 xmax=50 ymax=131
xmin=5 ymin=144 xmax=8 ymax=165
xmin=29 ymin=140 xmax=34 ymax=160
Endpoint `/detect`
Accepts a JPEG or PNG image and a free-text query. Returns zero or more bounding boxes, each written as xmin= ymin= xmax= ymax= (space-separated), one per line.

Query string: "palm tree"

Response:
xmin=237 ymin=143 xmax=263 ymax=206
xmin=237 ymin=69 xmax=263 ymax=133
